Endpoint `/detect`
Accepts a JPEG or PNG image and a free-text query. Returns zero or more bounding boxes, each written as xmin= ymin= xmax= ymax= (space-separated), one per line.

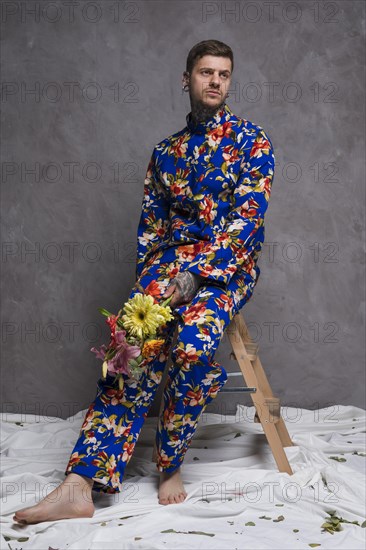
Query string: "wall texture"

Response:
xmin=1 ymin=0 xmax=365 ymax=421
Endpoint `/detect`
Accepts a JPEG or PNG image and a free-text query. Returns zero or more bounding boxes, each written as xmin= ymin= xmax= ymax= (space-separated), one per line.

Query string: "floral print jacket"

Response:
xmin=135 ymin=102 xmax=275 ymax=287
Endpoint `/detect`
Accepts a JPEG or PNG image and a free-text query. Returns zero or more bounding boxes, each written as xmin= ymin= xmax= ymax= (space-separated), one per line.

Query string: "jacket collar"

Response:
xmin=186 ymin=102 xmax=233 ymax=135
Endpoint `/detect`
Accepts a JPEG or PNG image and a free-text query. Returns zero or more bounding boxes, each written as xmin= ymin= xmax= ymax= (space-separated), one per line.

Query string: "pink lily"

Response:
xmin=90 ymin=344 xmax=107 ymax=360
xmin=106 ymin=330 xmax=141 ymax=376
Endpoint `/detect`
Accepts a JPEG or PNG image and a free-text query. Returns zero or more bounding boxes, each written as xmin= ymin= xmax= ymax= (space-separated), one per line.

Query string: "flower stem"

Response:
xmin=160 ymin=295 xmax=174 ymax=308
xmin=135 ymin=282 xmax=146 ymax=294
xmin=98 ymin=307 xmax=115 ymax=318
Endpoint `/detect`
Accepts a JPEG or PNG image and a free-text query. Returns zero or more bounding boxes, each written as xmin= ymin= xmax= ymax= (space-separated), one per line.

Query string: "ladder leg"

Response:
xmin=276 ymin=418 xmax=294 ymax=448
xmin=234 ymin=313 xmax=295 ymax=448
xmin=255 ymin=416 xmax=294 ymax=475
xmin=227 ymin=314 xmax=294 ymax=475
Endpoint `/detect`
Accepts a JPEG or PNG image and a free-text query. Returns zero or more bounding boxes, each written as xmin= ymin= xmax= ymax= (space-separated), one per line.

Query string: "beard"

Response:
xmin=189 ymin=93 xmax=226 ymax=124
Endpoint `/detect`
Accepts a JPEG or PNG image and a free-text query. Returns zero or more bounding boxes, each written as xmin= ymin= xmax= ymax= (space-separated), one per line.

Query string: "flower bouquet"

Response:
xmin=91 ymin=282 xmax=174 ymax=391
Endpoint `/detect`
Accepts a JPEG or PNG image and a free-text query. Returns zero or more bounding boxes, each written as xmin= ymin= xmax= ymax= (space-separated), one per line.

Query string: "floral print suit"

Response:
xmin=65 ymin=103 xmax=275 ymax=493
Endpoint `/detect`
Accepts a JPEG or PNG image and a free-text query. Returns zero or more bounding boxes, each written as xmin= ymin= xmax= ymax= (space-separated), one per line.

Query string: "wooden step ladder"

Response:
xmin=152 ymin=311 xmax=295 ymax=475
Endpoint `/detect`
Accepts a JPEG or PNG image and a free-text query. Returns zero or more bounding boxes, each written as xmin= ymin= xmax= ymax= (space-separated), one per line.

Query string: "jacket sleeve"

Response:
xmin=185 ymin=128 xmax=275 ymax=287
xmin=135 ymin=148 xmax=171 ymax=280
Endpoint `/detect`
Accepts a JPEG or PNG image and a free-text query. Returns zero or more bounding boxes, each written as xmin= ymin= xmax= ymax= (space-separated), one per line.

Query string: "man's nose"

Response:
xmin=210 ymin=73 xmax=220 ymax=87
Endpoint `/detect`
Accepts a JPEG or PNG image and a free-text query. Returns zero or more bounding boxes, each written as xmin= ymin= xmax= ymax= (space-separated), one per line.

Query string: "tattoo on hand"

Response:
xmin=168 ymin=271 xmax=202 ymax=307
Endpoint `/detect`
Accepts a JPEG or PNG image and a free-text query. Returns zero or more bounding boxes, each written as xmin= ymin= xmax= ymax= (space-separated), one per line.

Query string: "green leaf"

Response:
xmin=259 ymin=515 xmax=271 ymax=520
xmin=308 ymin=545 xmax=321 ymax=548
xmin=275 ymin=504 xmax=284 ymax=507
xmin=321 ymin=522 xmax=334 ymax=531
xmin=273 ymin=515 xmax=285 ymax=522
xmin=105 ymin=347 xmax=117 ymax=360
xmin=245 ymin=521 xmax=256 ymax=526
xmin=293 ymin=529 xmax=299 ymax=533
xmin=161 ymin=529 xmax=215 ymax=537
xmin=187 ymin=531 xmax=215 ymax=536
xmin=17 ymin=538 xmax=29 ymax=542
xmin=329 ymin=456 xmax=347 ymax=462
xmin=322 ymin=510 xmax=364 ymax=533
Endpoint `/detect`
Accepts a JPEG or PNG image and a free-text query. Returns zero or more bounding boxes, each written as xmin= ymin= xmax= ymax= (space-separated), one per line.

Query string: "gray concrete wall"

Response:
xmin=1 ymin=0 xmax=365 ymax=421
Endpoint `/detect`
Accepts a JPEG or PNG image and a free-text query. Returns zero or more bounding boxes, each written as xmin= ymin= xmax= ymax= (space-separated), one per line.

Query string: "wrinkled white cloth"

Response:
xmin=1 ymin=404 xmax=365 ymax=549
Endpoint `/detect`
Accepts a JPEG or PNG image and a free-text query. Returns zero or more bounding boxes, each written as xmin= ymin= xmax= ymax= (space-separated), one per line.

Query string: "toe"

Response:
xmin=14 ymin=517 xmax=26 ymax=524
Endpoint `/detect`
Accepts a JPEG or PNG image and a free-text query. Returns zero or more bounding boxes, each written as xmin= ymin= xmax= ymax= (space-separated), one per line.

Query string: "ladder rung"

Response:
xmin=229 ymin=345 xmax=258 ymax=362
xmin=220 ymin=387 xmax=257 ymax=393
xmin=226 ymin=372 xmax=244 ymax=377
xmin=230 ymin=354 xmax=257 ymax=362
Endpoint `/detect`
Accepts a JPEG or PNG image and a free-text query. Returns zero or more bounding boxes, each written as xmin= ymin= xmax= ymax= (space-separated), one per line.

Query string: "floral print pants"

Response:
xmin=64 ymin=245 xmax=257 ymax=494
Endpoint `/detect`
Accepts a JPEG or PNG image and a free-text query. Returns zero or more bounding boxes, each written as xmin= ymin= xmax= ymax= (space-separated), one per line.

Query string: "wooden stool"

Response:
xmin=152 ymin=311 xmax=295 ymax=475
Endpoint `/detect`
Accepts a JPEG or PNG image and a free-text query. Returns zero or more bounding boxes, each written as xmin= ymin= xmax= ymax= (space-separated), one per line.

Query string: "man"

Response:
xmin=136 ymin=41 xmax=274 ymax=310
xmin=13 ymin=39 xmax=275 ymax=524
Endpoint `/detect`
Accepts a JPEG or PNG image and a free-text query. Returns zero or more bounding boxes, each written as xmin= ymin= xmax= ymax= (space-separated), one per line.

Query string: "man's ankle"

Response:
xmin=160 ymin=467 xmax=180 ymax=476
xmin=66 ymin=473 xmax=94 ymax=488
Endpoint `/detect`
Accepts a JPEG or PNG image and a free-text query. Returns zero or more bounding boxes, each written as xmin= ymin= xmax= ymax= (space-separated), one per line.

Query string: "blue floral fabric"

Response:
xmin=64 ymin=103 xmax=275 ymax=493
xmin=136 ymin=102 xmax=275 ymax=287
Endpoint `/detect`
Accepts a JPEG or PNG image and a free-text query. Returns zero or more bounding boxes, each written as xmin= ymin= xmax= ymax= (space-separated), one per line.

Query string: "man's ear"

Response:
xmin=182 ymin=71 xmax=190 ymax=87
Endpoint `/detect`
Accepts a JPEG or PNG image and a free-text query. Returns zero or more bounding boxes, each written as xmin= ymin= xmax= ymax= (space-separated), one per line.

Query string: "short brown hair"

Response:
xmin=185 ymin=39 xmax=234 ymax=75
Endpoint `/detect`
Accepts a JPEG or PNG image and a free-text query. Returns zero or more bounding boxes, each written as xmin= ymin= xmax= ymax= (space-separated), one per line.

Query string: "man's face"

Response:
xmin=183 ymin=54 xmax=232 ymax=108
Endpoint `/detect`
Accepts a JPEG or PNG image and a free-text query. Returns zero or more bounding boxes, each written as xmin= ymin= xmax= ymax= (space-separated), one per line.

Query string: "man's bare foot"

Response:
xmin=12 ymin=473 xmax=95 ymax=525
xmin=158 ymin=467 xmax=187 ymax=505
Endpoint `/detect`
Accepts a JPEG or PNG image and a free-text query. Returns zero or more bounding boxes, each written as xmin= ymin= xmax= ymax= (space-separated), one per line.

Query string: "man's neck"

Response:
xmin=190 ymin=99 xmax=226 ymax=125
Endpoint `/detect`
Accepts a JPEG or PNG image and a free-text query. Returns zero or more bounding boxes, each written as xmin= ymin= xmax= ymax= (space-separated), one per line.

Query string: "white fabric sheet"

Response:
xmin=1 ymin=404 xmax=365 ymax=549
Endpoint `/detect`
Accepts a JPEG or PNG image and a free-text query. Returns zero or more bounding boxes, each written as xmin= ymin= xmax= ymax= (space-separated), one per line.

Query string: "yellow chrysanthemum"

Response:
xmin=155 ymin=304 xmax=174 ymax=324
xmin=121 ymin=293 xmax=164 ymax=340
xmin=142 ymin=338 xmax=165 ymax=358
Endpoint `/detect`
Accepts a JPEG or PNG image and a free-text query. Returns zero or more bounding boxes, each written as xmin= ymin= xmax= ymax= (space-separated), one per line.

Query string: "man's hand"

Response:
xmin=162 ymin=271 xmax=204 ymax=309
